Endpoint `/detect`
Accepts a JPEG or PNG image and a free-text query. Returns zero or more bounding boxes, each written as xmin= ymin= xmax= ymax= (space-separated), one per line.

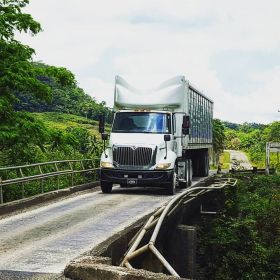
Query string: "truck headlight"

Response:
xmin=155 ymin=163 xmax=171 ymax=170
xmin=100 ymin=162 xmax=114 ymax=168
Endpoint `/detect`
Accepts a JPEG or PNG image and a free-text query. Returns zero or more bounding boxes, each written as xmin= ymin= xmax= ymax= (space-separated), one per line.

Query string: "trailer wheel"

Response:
xmin=167 ymin=172 xmax=176 ymax=195
xmin=101 ymin=181 xmax=112 ymax=193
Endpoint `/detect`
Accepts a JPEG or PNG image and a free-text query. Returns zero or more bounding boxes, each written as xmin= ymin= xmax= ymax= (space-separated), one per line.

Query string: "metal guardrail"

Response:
xmin=0 ymin=159 xmax=100 ymax=204
xmin=120 ymin=177 xmax=237 ymax=277
xmin=229 ymin=167 xmax=276 ymax=174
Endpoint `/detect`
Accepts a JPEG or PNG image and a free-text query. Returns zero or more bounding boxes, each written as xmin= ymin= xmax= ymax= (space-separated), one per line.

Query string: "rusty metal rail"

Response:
xmin=230 ymin=167 xmax=276 ymax=174
xmin=0 ymin=159 xmax=100 ymax=204
xmin=120 ymin=176 xmax=237 ymax=277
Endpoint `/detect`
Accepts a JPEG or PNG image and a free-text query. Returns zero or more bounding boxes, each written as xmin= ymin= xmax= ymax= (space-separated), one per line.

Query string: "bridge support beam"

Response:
xmin=167 ymin=224 xmax=197 ymax=279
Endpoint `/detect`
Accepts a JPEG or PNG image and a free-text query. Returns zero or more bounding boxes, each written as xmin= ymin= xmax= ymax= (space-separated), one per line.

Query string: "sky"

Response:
xmin=18 ymin=0 xmax=280 ymax=124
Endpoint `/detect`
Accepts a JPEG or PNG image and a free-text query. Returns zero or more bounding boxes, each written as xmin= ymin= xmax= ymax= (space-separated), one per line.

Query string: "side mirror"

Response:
xmin=101 ymin=133 xmax=108 ymax=141
xmin=163 ymin=134 xmax=171 ymax=159
xmin=164 ymin=134 xmax=171 ymax=142
xmin=98 ymin=114 xmax=105 ymax=133
xmin=182 ymin=115 xmax=190 ymax=135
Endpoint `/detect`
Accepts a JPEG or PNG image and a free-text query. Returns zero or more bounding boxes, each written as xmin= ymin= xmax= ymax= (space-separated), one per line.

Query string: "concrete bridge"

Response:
xmin=0 ymin=159 xmax=232 ymax=280
xmin=0 ymin=163 xmax=208 ymax=279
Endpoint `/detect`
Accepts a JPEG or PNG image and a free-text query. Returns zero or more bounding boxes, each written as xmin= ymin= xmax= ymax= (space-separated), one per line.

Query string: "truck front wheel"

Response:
xmin=167 ymin=172 xmax=176 ymax=195
xmin=101 ymin=181 xmax=112 ymax=193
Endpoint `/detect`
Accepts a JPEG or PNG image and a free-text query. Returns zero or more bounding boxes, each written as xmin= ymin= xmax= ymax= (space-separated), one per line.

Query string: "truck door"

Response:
xmin=172 ymin=113 xmax=183 ymax=157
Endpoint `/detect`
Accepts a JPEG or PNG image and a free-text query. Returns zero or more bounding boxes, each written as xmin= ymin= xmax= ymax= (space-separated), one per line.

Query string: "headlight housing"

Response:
xmin=155 ymin=163 xmax=171 ymax=170
xmin=100 ymin=161 xmax=114 ymax=168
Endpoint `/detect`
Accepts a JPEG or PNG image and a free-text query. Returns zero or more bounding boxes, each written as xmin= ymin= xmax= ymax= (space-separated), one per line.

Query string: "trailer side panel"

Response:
xmin=188 ymin=86 xmax=213 ymax=146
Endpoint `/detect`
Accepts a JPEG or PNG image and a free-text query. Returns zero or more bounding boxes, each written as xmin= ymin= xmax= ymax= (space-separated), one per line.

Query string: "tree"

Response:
xmin=213 ymin=119 xmax=225 ymax=154
xmin=0 ymin=0 xmax=50 ymax=119
xmin=212 ymin=119 xmax=225 ymax=165
xmin=0 ymin=0 xmax=76 ymax=165
xmin=266 ymin=121 xmax=280 ymax=142
xmin=13 ymin=62 xmax=112 ymax=122
xmin=0 ymin=1 xmax=76 ymax=116
xmin=0 ymin=0 xmax=106 ymax=167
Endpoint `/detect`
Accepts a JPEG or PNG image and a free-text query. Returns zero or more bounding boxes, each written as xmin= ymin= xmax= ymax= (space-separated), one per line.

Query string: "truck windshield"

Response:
xmin=112 ymin=112 xmax=171 ymax=134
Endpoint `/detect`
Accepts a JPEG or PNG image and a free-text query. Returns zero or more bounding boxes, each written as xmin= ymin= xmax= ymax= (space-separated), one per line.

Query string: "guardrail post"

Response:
xmin=266 ymin=142 xmax=270 ymax=175
xmin=21 ymin=183 xmax=25 ymax=199
xmin=19 ymin=168 xmax=25 ymax=198
xmin=69 ymin=162 xmax=74 ymax=187
xmin=38 ymin=165 xmax=44 ymax=193
xmin=55 ymin=163 xmax=60 ymax=189
xmin=80 ymin=160 xmax=84 ymax=184
xmin=0 ymin=179 xmax=3 ymax=204
xmin=92 ymin=160 xmax=97 ymax=181
xmin=41 ymin=180 xmax=44 ymax=193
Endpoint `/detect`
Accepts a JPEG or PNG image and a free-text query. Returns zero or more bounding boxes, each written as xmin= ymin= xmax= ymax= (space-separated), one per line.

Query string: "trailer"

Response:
xmin=99 ymin=75 xmax=213 ymax=194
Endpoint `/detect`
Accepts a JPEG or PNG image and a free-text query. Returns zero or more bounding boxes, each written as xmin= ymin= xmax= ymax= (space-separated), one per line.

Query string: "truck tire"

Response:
xmin=187 ymin=159 xmax=193 ymax=186
xmin=179 ymin=180 xmax=187 ymax=189
xmin=101 ymin=181 xmax=112 ymax=193
xmin=167 ymin=172 xmax=176 ymax=195
xmin=178 ymin=160 xmax=189 ymax=189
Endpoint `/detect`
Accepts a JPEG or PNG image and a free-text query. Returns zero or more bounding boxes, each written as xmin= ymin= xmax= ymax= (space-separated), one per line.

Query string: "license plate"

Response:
xmin=127 ymin=179 xmax=137 ymax=185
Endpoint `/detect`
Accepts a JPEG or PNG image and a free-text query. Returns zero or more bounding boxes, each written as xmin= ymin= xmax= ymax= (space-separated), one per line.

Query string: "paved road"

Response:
xmin=226 ymin=150 xmax=252 ymax=170
xmin=0 ymin=179 xmax=202 ymax=274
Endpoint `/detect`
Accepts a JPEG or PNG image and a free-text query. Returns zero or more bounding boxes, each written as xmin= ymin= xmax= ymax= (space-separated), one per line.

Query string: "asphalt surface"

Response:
xmin=0 ymin=179 xmax=202 ymax=276
xmin=0 ymin=271 xmax=68 ymax=280
xmin=226 ymin=149 xmax=253 ymax=170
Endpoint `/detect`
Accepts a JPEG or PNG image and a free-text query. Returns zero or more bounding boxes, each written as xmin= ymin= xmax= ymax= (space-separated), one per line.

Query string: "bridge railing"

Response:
xmin=120 ymin=176 xmax=237 ymax=277
xmin=0 ymin=159 xmax=100 ymax=204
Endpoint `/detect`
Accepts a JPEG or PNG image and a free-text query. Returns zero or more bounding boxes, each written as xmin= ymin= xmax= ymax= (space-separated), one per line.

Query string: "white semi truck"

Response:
xmin=98 ymin=76 xmax=213 ymax=195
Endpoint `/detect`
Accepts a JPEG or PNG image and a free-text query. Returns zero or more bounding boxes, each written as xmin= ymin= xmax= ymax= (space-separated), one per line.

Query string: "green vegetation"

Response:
xmin=33 ymin=112 xmax=100 ymax=135
xmin=197 ymin=174 xmax=280 ymax=280
xmin=212 ymin=119 xmax=226 ymax=166
xmin=0 ymin=0 xmax=111 ymax=202
xmin=224 ymin=121 xmax=280 ymax=170
xmin=14 ymin=62 xmax=113 ymax=123
xmin=219 ymin=151 xmax=230 ymax=169
xmin=0 ymin=111 xmax=105 ymax=167
xmin=0 ymin=0 xmax=110 ymax=168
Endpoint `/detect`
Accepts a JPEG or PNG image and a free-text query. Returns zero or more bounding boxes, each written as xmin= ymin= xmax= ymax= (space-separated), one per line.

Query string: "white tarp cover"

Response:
xmin=114 ymin=76 xmax=187 ymax=111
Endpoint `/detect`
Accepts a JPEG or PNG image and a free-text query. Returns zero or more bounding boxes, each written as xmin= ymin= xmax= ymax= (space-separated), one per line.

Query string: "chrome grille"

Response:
xmin=113 ymin=146 xmax=153 ymax=166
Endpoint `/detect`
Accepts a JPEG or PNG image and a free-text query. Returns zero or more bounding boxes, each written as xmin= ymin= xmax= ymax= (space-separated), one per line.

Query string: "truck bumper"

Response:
xmin=100 ymin=168 xmax=173 ymax=188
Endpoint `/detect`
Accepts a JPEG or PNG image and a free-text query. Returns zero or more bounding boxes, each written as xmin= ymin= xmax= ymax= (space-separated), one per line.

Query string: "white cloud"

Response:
xmin=17 ymin=0 xmax=280 ymax=123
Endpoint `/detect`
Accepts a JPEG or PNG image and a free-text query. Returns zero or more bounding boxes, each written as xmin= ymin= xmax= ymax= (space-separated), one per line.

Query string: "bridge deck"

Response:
xmin=0 ymin=180 xmax=202 ymax=274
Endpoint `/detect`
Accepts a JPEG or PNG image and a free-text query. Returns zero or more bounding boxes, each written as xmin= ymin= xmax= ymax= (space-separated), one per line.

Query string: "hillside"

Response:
xmin=33 ymin=112 xmax=101 ymax=137
xmin=14 ymin=62 xmax=113 ymax=123
xmin=0 ymin=111 xmax=108 ymax=167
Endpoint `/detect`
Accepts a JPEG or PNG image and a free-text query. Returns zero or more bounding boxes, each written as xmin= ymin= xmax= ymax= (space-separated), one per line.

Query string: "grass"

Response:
xmin=33 ymin=112 xmax=111 ymax=137
xmin=219 ymin=151 xmax=230 ymax=169
xmin=248 ymin=151 xmax=280 ymax=170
